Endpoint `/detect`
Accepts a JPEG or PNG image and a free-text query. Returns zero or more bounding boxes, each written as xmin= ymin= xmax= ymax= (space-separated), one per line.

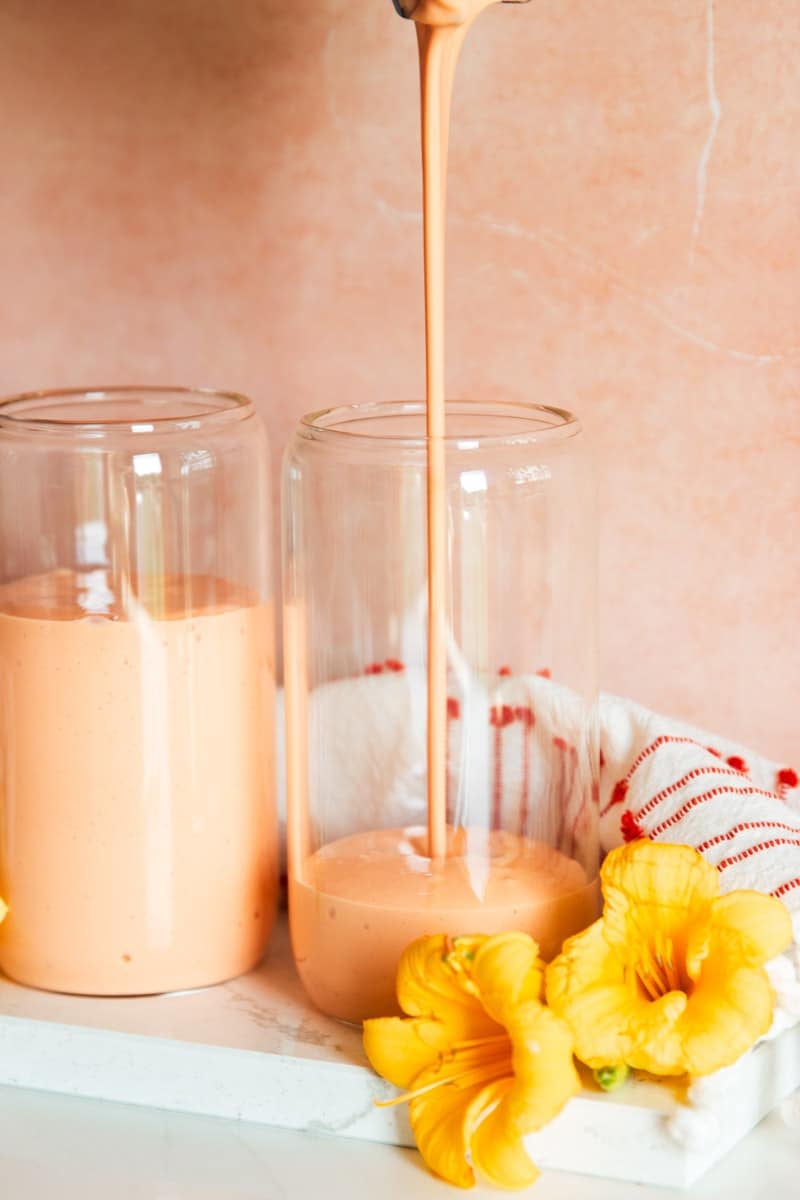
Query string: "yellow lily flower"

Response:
xmin=546 ymin=840 xmax=793 ymax=1078
xmin=363 ymin=931 xmax=580 ymax=1190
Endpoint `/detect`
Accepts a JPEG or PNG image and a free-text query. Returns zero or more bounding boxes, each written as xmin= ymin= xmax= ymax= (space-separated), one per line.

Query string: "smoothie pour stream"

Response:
xmin=407 ymin=0 xmax=531 ymax=864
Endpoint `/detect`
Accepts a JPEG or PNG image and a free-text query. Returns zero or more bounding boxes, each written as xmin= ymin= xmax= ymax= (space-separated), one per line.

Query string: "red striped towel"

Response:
xmin=598 ymin=694 xmax=800 ymax=911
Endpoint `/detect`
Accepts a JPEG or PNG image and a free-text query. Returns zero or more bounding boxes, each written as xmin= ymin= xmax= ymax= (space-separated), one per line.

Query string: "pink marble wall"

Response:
xmin=0 ymin=0 xmax=797 ymax=762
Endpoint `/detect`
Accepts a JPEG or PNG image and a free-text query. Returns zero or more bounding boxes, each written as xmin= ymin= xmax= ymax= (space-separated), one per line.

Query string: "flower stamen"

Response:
xmin=450 ymin=1034 xmax=509 ymax=1051
xmin=376 ymin=1056 xmax=513 ymax=1108
xmin=627 ymin=922 xmax=688 ymax=1000
xmin=634 ymin=964 xmax=663 ymax=1002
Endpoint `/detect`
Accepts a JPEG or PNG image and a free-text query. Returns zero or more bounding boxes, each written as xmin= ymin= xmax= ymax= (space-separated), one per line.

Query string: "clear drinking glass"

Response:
xmin=283 ymin=400 xmax=599 ymax=1022
xmin=0 ymin=387 xmax=277 ymax=995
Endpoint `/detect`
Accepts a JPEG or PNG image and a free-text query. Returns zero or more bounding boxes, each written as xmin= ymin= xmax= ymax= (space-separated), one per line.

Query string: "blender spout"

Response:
xmin=392 ymin=0 xmax=530 ymax=16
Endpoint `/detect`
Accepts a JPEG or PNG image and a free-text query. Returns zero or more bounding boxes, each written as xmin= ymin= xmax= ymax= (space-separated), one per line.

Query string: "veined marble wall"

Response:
xmin=0 ymin=0 xmax=796 ymax=762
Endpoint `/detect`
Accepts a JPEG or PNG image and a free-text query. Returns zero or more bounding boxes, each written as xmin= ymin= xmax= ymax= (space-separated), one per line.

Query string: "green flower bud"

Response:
xmin=594 ymin=1063 xmax=630 ymax=1092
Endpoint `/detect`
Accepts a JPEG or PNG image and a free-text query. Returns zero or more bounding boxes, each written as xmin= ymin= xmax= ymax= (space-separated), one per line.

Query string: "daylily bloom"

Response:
xmin=546 ymin=840 xmax=793 ymax=1078
xmin=363 ymin=931 xmax=579 ymax=1190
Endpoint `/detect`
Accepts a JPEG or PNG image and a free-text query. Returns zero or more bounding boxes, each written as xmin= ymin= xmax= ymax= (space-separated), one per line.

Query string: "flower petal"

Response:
xmin=506 ymin=1002 xmax=581 ymax=1127
xmin=709 ymin=892 xmax=793 ymax=967
xmin=680 ymin=948 xmax=776 ymax=1076
xmin=625 ymin=989 xmax=688 ymax=1076
xmin=545 ymin=921 xmax=632 ymax=1069
xmin=363 ymin=1016 xmax=450 ymax=1090
xmin=410 ymin=1078 xmax=493 ymax=1189
xmin=396 ymin=935 xmax=499 ymax=1040
xmin=469 ymin=1006 xmax=578 ymax=1189
xmin=684 ymin=911 xmax=713 ymax=982
xmin=601 ymin=842 xmax=719 ymax=961
xmin=468 ymin=932 xmax=543 ymax=1025
xmin=468 ymin=1080 xmax=540 ymax=1191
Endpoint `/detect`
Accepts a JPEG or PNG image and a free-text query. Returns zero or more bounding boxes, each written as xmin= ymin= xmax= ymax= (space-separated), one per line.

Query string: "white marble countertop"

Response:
xmin=1 ymin=913 xmax=799 ymax=1194
xmin=0 ymin=1081 xmax=797 ymax=1200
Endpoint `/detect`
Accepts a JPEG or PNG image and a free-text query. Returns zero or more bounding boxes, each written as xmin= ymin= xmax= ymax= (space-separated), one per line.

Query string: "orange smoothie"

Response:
xmin=290 ymin=827 xmax=597 ymax=1022
xmin=0 ymin=569 xmax=277 ymax=995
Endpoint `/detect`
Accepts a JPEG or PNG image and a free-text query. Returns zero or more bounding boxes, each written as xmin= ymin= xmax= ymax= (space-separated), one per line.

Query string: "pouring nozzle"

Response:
xmin=392 ymin=0 xmax=530 ymax=16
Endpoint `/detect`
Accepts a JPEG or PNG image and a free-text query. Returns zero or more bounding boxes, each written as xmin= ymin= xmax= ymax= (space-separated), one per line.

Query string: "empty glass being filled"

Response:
xmin=283 ymin=400 xmax=599 ymax=1022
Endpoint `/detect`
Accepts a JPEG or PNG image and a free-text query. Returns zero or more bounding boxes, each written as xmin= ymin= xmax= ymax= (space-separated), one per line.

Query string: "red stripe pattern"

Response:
xmin=602 ymin=731 xmax=800 ymax=910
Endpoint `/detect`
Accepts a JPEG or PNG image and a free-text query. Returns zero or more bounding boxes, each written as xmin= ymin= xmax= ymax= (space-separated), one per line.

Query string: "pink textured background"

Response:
xmin=0 ymin=1 xmax=797 ymax=763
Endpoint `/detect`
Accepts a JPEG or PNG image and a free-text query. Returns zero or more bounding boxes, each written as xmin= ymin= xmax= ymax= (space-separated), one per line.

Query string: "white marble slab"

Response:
xmin=0 ymin=915 xmax=797 ymax=1189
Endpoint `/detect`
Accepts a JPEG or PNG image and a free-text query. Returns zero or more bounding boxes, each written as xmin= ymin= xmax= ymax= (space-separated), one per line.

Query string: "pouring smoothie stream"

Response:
xmin=403 ymin=0 xmax=532 ymax=855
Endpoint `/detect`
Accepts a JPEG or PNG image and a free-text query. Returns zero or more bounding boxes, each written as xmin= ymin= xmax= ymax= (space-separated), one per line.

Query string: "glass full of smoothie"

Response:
xmin=283 ymin=400 xmax=599 ymax=1022
xmin=0 ymin=387 xmax=277 ymax=995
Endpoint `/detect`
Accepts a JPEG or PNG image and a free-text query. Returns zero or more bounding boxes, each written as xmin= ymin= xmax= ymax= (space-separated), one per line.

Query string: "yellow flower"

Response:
xmin=546 ymin=840 xmax=793 ymax=1078
xmin=363 ymin=931 xmax=580 ymax=1190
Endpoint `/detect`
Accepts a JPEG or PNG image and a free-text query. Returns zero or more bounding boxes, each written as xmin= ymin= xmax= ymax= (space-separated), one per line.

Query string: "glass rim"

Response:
xmin=300 ymin=399 xmax=581 ymax=448
xmin=0 ymin=386 xmax=255 ymax=435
